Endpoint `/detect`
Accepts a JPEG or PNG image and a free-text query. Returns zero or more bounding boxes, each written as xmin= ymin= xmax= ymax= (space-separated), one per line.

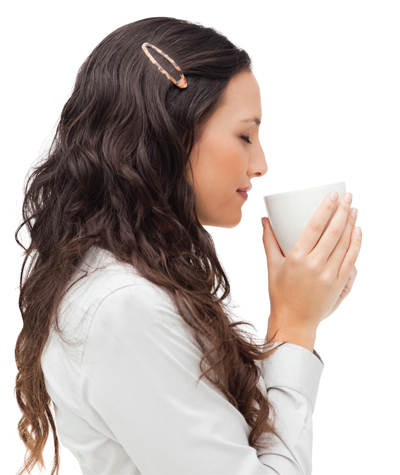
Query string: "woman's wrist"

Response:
xmin=265 ymin=321 xmax=317 ymax=354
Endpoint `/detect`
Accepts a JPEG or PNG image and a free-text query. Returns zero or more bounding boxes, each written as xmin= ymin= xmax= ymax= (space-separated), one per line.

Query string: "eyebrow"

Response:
xmin=240 ymin=117 xmax=261 ymax=125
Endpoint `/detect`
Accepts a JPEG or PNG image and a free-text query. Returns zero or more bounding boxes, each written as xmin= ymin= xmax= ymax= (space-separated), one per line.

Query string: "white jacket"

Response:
xmin=41 ymin=245 xmax=324 ymax=475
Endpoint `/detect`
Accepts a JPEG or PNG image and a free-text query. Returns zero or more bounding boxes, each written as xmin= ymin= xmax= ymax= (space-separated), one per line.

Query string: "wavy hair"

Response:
xmin=14 ymin=17 xmax=284 ymax=475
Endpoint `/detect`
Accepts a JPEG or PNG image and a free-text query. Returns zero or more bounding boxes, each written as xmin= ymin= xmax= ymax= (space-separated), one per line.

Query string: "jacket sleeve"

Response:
xmin=80 ymin=283 xmax=324 ymax=475
xmin=255 ymin=341 xmax=324 ymax=474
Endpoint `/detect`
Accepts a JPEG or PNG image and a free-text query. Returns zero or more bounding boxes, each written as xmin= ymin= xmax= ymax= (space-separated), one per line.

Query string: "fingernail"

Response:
xmin=261 ymin=218 xmax=265 ymax=229
xmin=344 ymin=192 xmax=352 ymax=203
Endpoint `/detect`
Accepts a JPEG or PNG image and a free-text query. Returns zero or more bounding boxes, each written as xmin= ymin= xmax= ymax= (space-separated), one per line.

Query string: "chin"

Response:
xmin=203 ymin=214 xmax=242 ymax=229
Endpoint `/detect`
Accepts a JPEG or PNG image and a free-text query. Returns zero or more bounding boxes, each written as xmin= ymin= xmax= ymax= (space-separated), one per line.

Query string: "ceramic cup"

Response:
xmin=264 ymin=182 xmax=347 ymax=257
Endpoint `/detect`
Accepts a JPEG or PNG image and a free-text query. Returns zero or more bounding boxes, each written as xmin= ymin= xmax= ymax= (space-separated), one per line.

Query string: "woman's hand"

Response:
xmin=262 ymin=192 xmax=362 ymax=333
xmin=324 ymin=265 xmax=357 ymax=318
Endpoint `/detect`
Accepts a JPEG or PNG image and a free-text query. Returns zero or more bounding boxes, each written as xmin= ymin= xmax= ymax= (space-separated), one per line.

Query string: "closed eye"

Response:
xmin=241 ymin=135 xmax=252 ymax=144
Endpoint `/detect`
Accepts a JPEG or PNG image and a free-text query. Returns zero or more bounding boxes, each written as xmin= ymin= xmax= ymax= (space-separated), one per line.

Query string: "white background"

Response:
xmin=2 ymin=1 xmax=399 ymax=474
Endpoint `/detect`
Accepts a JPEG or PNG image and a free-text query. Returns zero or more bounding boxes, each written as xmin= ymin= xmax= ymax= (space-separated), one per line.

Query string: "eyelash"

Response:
xmin=241 ymin=135 xmax=252 ymax=144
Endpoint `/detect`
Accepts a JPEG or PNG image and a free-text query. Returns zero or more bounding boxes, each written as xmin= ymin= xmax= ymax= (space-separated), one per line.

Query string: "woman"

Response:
xmin=14 ymin=16 xmax=361 ymax=475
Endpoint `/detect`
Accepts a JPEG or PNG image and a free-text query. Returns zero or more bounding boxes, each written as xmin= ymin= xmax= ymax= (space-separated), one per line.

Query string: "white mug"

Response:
xmin=264 ymin=182 xmax=347 ymax=257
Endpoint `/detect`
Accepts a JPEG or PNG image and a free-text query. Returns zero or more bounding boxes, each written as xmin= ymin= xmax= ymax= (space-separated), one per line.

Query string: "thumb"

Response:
xmin=262 ymin=217 xmax=284 ymax=262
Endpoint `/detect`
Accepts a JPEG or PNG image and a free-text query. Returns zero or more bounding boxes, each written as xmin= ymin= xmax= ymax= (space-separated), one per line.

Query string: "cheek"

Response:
xmin=195 ymin=136 xmax=246 ymax=199
xmin=214 ymin=140 xmax=246 ymax=180
xmin=223 ymin=152 xmax=247 ymax=188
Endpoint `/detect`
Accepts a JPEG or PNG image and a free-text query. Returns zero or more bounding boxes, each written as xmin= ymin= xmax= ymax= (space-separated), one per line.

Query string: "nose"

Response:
xmin=249 ymin=147 xmax=267 ymax=178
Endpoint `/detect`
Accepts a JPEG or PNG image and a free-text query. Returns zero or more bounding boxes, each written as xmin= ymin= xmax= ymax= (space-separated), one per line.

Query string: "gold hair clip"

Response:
xmin=141 ymin=42 xmax=188 ymax=89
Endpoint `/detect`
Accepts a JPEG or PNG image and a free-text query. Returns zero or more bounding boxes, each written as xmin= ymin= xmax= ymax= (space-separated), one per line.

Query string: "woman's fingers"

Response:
xmin=311 ymin=192 xmax=353 ymax=262
xmin=340 ymin=265 xmax=357 ymax=299
xmin=337 ymin=224 xmax=362 ymax=284
xmin=291 ymin=191 xmax=342 ymax=257
xmin=327 ymin=207 xmax=357 ymax=276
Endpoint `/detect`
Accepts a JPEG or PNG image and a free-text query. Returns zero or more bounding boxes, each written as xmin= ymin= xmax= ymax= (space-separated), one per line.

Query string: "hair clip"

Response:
xmin=141 ymin=42 xmax=188 ymax=89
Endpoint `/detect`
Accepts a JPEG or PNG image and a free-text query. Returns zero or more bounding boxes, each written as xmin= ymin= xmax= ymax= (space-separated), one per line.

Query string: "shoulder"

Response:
xmin=60 ymin=246 xmax=168 ymax=318
xmin=52 ymin=246 xmax=176 ymax=350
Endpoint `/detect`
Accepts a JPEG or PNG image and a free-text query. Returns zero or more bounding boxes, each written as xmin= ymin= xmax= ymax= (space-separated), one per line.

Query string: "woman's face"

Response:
xmin=187 ymin=69 xmax=267 ymax=228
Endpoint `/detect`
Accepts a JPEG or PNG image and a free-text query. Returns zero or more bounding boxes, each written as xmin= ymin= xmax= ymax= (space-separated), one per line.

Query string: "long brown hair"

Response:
xmin=14 ymin=17 xmax=284 ymax=475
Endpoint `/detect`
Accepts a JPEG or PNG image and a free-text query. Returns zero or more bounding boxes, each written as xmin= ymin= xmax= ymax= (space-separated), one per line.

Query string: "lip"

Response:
xmin=237 ymin=184 xmax=252 ymax=192
xmin=237 ymin=190 xmax=248 ymax=200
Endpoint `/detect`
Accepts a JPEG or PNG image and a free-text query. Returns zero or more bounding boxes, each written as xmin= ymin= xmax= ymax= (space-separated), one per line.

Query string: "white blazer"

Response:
xmin=41 ymin=245 xmax=324 ymax=475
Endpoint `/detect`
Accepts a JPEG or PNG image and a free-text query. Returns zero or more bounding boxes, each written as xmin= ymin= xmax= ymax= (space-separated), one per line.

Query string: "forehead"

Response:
xmin=216 ymin=70 xmax=261 ymax=123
